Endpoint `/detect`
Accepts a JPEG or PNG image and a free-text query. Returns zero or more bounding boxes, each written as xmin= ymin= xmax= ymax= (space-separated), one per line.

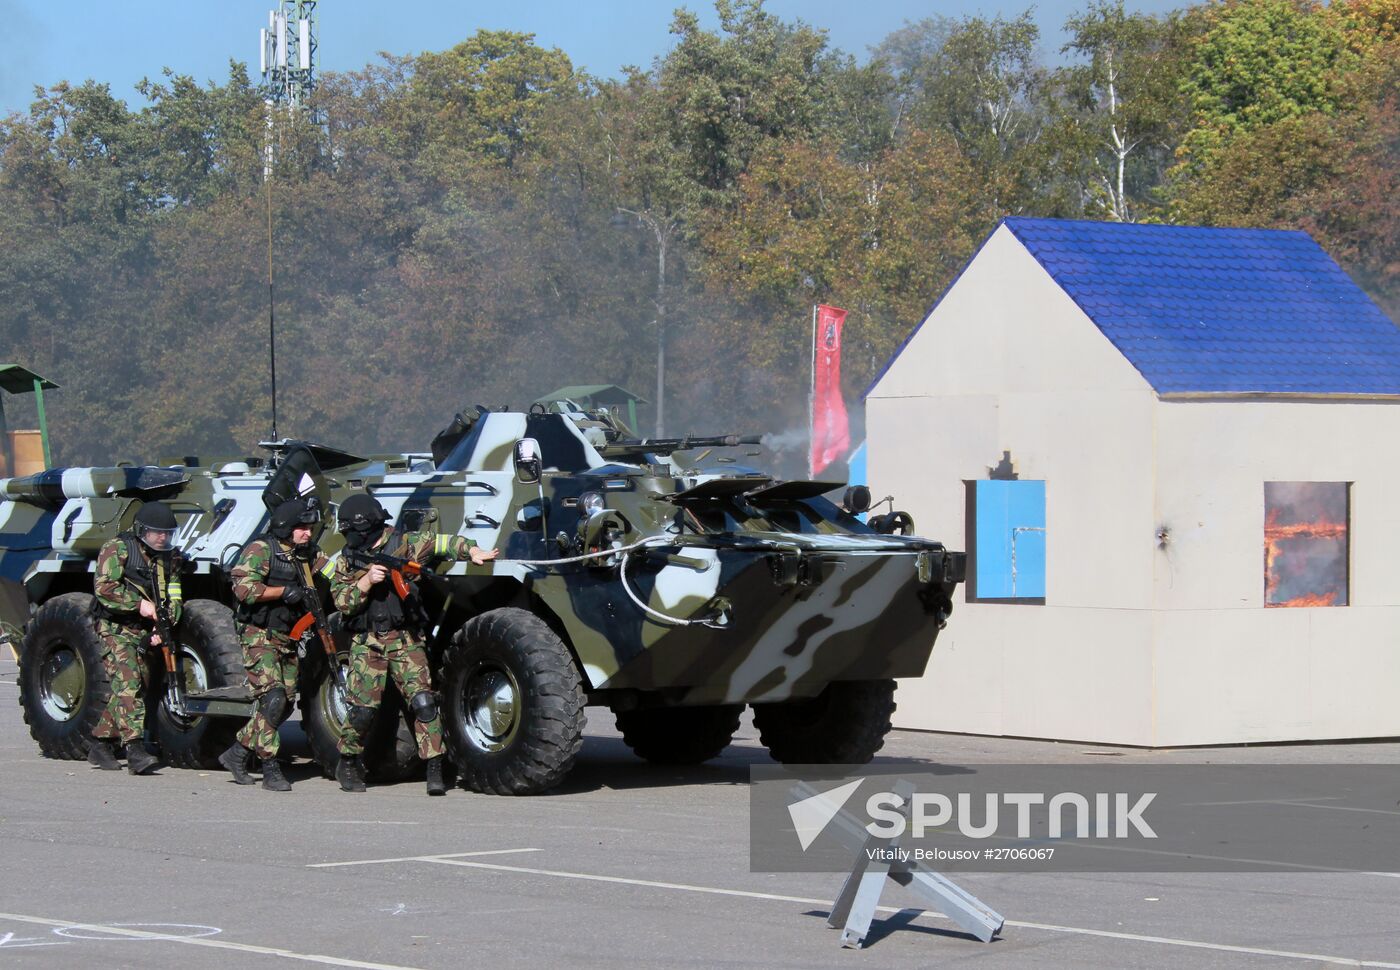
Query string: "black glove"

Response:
xmin=281 ymin=585 xmax=306 ymax=607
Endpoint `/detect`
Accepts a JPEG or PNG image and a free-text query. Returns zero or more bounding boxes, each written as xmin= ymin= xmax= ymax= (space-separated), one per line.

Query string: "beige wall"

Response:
xmin=1151 ymin=400 xmax=1400 ymax=742
xmin=869 ymin=224 xmax=1161 ymax=743
xmin=867 ymin=225 xmax=1400 ymax=745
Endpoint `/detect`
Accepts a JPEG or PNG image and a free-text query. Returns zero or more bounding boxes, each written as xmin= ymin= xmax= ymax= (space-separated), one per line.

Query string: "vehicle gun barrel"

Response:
xmin=607 ymin=434 xmax=762 ymax=455
xmin=0 ymin=468 xmax=190 ymax=507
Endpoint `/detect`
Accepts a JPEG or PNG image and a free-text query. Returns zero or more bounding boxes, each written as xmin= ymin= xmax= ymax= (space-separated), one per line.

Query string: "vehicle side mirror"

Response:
xmin=514 ymin=438 xmax=542 ymax=485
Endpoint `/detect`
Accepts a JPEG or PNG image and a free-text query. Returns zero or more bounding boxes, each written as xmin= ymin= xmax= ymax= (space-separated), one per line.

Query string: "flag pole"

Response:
xmin=809 ymin=305 xmax=818 ymax=478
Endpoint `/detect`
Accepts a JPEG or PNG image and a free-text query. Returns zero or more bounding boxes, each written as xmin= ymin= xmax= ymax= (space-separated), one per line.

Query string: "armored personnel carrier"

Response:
xmin=1 ymin=404 xmax=964 ymax=794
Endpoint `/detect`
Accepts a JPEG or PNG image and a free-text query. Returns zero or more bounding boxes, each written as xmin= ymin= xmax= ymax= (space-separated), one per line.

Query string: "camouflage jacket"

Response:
xmin=330 ymin=527 xmax=476 ymax=617
xmin=94 ymin=537 xmax=183 ymax=626
xmin=230 ymin=538 xmax=332 ymax=605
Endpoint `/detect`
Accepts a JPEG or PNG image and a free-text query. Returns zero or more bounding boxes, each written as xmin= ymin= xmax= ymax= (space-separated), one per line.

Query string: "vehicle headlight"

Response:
xmin=579 ymin=491 xmax=606 ymax=516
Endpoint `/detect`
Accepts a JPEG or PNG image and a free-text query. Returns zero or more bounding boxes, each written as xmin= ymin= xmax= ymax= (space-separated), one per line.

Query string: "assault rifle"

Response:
xmin=286 ymin=555 xmax=346 ymax=702
xmin=125 ymin=556 xmax=185 ymax=716
xmin=343 ymin=547 xmax=448 ymax=599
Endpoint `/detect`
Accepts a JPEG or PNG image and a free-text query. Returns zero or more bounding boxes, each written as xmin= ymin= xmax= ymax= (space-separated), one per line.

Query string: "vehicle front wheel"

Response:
xmin=17 ymin=593 xmax=108 ymax=760
xmin=442 ymin=608 xmax=585 ymax=795
xmin=301 ymin=654 xmax=422 ymax=783
xmin=155 ymin=600 xmax=245 ymax=769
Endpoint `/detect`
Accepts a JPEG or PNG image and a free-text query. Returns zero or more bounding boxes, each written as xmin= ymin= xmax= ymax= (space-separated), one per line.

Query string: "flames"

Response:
xmin=1264 ymin=498 xmax=1348 ymax=608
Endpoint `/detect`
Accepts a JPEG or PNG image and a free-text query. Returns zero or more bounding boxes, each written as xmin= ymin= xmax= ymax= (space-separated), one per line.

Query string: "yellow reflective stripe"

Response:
xmin=318 ymin=558 xmax=337 ymax=579
xmin=434 ymin=535 xmax=452 ymax=556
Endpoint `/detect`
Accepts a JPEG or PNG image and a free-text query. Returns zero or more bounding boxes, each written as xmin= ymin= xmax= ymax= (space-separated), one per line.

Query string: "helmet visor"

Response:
xmin=139 ymin=525 xmax=177 ymax=548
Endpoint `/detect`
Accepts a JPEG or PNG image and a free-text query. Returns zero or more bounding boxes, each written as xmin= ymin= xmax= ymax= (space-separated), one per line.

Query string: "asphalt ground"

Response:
xmin=0 ymin=651 xmax=1397 ymax=969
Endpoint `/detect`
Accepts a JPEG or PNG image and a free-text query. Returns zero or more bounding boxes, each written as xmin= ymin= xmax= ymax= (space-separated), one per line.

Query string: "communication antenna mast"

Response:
xmin=257 ymin=1 xmax=318 ymax=443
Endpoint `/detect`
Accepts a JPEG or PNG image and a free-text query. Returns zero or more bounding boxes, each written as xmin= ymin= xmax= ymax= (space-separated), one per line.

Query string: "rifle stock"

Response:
xmin=289 ymin=558 xmax=346 ymax=700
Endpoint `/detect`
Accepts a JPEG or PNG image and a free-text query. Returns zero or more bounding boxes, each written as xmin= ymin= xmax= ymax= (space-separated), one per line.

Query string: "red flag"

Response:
xmin=809 ymin=304 xmax=850 ymax=477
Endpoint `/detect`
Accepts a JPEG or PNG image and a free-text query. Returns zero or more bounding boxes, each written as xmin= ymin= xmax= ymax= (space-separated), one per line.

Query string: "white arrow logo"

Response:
xmin=787 ymin=778 xmax=864 ymax=851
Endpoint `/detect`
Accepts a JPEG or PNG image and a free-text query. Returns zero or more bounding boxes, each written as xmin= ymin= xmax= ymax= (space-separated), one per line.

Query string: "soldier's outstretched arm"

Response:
xmin=408 ymin=531 xmax=496 ymax=565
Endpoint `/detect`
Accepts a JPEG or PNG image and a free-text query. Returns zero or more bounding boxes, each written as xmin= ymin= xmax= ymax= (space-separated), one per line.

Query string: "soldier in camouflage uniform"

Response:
xmin=330 ymin=493 xmax=497 ymax=795
xmin=87 ymin=502 xmax=183 ymax=775
xmin=218 ymin=498 xmax=331 ymax=791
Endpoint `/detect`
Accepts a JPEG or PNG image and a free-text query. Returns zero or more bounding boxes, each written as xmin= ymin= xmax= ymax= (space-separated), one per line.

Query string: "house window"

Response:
xmin=1264 ymin=482 xmax=1348 ymax=607
xmin=967 ymin=480 xmax=1045 ymax=603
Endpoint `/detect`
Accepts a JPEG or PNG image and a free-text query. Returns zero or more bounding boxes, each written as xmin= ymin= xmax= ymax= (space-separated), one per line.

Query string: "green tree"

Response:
xmin=1172 ymin=0 xmax=1355 ymax=175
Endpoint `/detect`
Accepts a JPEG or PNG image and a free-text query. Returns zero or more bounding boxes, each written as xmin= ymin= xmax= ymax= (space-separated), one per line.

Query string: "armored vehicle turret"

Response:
xmin=1 ymin=405 xmax=964 ymax=793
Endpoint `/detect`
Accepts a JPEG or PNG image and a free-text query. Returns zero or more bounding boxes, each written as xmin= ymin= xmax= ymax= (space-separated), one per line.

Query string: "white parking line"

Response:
xmin=0 ymin=912 xmax=425 ymax=969
xmin=307 ymin=848 xmax=542 ymax=869
xmin=311 ymin=854 xmax=1400 ymax=968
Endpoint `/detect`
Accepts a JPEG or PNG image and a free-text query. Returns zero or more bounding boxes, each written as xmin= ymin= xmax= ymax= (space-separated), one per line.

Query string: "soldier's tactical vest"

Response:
xmin=344 ymin=535 xmax=421 ymax=635
xmin=236 ymin=538 xmax=305 ymax=634
xmin=90 ymin=533 xmax=166 ymax=622
xmin=346 ymin=578 xmax=410 ymax=635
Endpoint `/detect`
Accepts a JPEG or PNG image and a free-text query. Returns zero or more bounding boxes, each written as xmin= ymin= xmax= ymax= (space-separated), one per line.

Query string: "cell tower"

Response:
xmin=259 ymin=1 xmax=318 ymax=107
xmin=256 ymin=1 xmax=318 ymax=444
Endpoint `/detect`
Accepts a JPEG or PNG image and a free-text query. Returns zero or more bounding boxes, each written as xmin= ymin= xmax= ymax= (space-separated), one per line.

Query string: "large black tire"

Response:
xmin=300 ymin=656 xmax=423 ymax=783
xmin=752 ymin=679 xmax=897 ymax=764
xmin=613 ymin=704 xmax=743 ymax=765
xmin=154 ymin=600 xmax=245 ymax=769
xmin=17 ymin=593 xmax=109 ymax=759
xmin=442 ymin=607 xmax=586 ymax=795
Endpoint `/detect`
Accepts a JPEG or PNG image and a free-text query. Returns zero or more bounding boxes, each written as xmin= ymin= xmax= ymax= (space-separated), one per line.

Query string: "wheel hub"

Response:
xmin=324 ymin=661 xmax=351 ymax=734
xmin=462 ymin=665 xmax=521 ymax=752
xmin=164 ymin=647 xmax=209 ymax=729
xmin=39 ymin=645 xmax=85 ymax=721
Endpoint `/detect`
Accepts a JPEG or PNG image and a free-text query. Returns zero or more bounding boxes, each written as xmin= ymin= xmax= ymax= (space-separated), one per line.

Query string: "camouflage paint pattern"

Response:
xmin=230 ymin=537 xmax=332 ymax=755
xmin=93 ymin=537 xmax=183 ymax=626
xmin=327 ymin=527 xmax=469 ymax=760
xmin=337 ymin=629 xmax=443 ymax=760
xmin=92 ymin=621 xmax=152 ymax=744
xmin=234 ymin=628 xmax=297 ymax=757
xmin=230 ymin=537 xmax=330 ymax=611
xmin=1 ymin=406 xmax=963 ymax=725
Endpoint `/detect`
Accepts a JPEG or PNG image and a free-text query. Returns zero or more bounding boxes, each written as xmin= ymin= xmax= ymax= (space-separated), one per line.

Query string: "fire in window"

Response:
xmin=1264 ymin=482 xmax=1348 ymax=607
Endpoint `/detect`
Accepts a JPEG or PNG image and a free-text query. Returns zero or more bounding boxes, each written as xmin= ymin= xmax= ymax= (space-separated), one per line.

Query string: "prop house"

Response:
xmin=865 ymin=217 xmax=1400 ymax=745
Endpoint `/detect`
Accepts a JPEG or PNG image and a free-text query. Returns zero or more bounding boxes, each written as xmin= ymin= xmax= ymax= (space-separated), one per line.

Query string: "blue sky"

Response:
xmin=0 ymin=0 xmax=1184 ymax=117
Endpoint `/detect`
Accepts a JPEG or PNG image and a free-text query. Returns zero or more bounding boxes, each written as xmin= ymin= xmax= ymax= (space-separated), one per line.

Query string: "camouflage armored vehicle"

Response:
xmin=1 ymin=404 xmax=964 ymax=794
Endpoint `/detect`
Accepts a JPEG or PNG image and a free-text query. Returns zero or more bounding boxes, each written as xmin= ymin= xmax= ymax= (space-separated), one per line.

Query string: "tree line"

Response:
xmin=0 ymin=0 xmax=1396 ymax=465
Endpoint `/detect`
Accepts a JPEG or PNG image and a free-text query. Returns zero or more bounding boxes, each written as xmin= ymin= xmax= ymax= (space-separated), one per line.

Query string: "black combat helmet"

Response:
xmin=337 ymin=494 xmax=387 ymax=549
xmin=133 ymin=501 xmax=178 ymax=551
xmin=269 ymin=497 xmax=321 ymax=542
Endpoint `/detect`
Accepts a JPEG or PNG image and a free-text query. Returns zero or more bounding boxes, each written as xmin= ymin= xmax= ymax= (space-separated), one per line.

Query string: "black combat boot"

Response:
xmin=425 ymin=755 xmax=447 ymax=796
xmin=125 ymin=744 xmax=160 ymax=775
xmin=336 ymin=754 xmax=367 ymax=793
xmin=218 ymin=742 xmax=257 ymax=785
xmin=87 ymin=739 xmax=122 ymax=770
xmin=261 ymin=758 xmax=292 ymax=792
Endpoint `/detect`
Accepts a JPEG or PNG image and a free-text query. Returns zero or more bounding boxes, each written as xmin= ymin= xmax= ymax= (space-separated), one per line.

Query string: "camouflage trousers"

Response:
xmin=235 ymin=627 xmax=298 ymax=758
xmin=337 ymin=629 xmax=443 ymax=760
xmin=92 ymin=620 xmax=154 ymax=745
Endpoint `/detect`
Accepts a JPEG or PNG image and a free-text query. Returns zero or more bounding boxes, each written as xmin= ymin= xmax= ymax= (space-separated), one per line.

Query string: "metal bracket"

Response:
xmin=802 ymin=780 xmax=1006 ymax=948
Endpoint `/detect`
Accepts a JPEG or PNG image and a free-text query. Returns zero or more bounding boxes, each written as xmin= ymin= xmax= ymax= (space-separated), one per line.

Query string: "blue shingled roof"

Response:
xmin=1010 ymin=218 xmax=1400 ymax=395
xmin=866 ymin=217 xmax=1400 ymax=398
